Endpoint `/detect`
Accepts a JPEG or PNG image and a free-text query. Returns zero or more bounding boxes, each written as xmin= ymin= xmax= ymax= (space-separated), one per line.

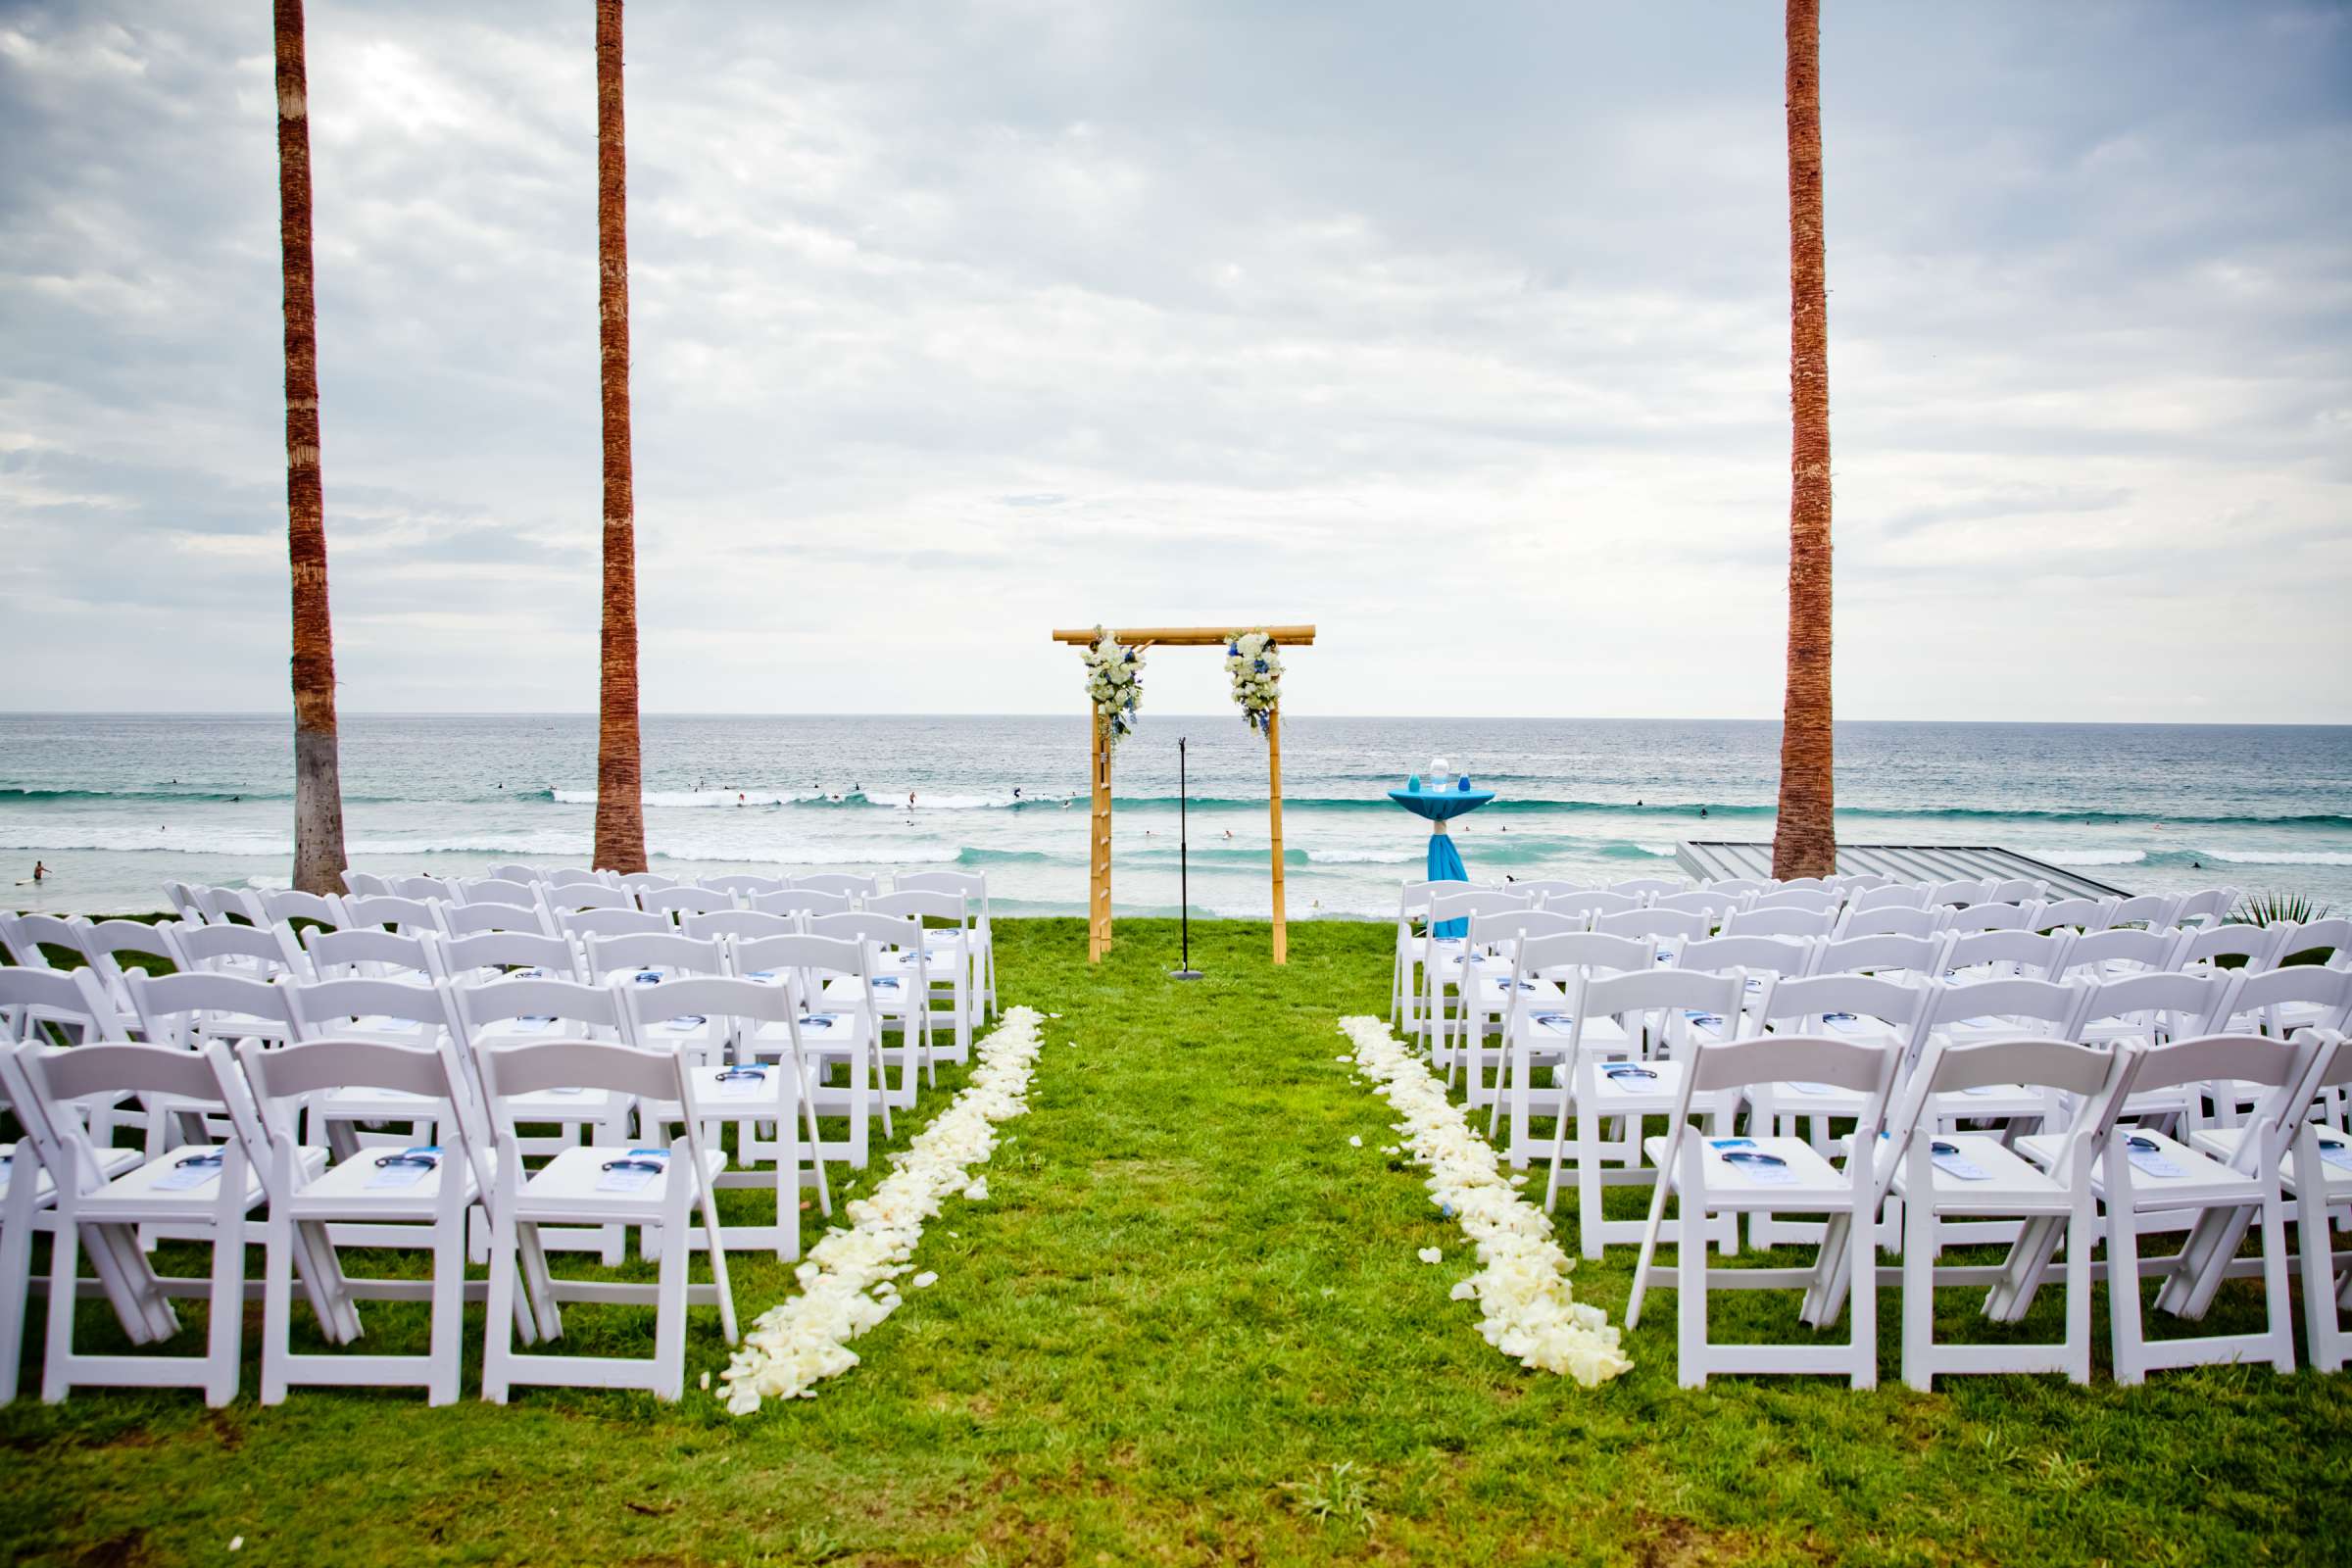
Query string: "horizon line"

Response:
xmin=4 ymin=710 xmax=2351 ymax=729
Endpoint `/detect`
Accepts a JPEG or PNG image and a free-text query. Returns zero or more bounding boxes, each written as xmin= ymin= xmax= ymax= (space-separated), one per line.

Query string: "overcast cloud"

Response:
xmin=2 ymin=1 xmax=2347 ymax=722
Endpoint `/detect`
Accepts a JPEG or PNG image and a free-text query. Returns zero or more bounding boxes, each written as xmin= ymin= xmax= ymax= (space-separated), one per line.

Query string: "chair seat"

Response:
xmin=643 ymin=1064 xmax=794 ymax=1122
xmin=1879 ymin=1133 xmax=2076 ymax=1210
xmin=514 ymin=1144 xmax=728 ymax=1220
xmin=1641 ymin=1133 xmax=1853 ymax=1209
xmin=1582 ymin=1061 xmax=1739 ymax=1115
xmin=78 ymin=1144 xmax=327 ymax=1221
xmin=1931 ymin=1084 xmax=2051 ymax=1120
xmin=2189 ymin=1125 xmax=2352 ymax=1197
xmin=1 ymin=1146 xmax=141 ymax=1204
xmin=286 ymin=1151 xmax=483 ymax=1218
xmin=743 ymin=1013 xmax=866 ymax=1054
xmin=2019 ymin=1126 xmax=2262 ymax=1210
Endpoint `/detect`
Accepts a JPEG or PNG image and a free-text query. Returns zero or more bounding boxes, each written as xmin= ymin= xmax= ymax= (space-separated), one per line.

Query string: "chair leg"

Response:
xmin=1677 ymin=1197 xmax=1709 ymax=1389
xmin=2062 ymin=1210 xmax=2093 ymax=1385
xmin=482 ymin=1211 xmax=517 ymax=1404
xmin=41 ymin=1216 xmax=82 ymax=1403
xmin=1901 ymin=1193 xmax=1935 ymax=1392
xmin=261 ymin=1205 xmax=295 ymax=1405
xmin=2258 ymin=1196 xmax=2295 ymax=1373
xmin=1847 ymin=1200 xmax=1878 ymax=1390
xmin=2107 ymin=1203 xmax=2146 ymax=1386
xmin=651 ymin=1182 xmax=692 ymax=1400
xmin=427 ymin=1201 xmax=466 ymax=1407
xmin=203 ymin=1224 xmax=243 ymax=1408
xmin=2300 ymin=1198 xmax=2344 ymax=1373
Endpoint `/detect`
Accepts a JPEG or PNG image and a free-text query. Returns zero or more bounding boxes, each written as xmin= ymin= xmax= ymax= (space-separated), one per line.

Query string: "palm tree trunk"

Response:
xmin=275 ymin=0 xmax=346 ymax=897
xmin=592 ymin=0 xmax=646 ymax=873
xmin=1772 ymin=0 xmax=1837 ymax=882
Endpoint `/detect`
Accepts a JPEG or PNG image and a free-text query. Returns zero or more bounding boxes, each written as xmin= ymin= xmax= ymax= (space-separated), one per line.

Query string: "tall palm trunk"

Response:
xmin=592 ymin=0 xmax=646 ymax=873
xmin=1772 ymin=0 xmax=1836 ymax=881
xmin=275 ymin=0 xmax=346 ymax=896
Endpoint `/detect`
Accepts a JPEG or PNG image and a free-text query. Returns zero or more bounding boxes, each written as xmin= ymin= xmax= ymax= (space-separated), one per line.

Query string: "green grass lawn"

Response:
xmin=3 ymin=918 xmax=2348 ymax=1565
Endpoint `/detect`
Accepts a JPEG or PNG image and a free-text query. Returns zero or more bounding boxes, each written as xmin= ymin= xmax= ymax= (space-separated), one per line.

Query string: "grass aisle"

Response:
xmin=4 ymin=919 xmax=2350 ymax=1565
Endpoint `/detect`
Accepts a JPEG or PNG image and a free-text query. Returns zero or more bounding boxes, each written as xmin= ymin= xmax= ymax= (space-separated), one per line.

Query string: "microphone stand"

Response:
xmin=1172 ymin=734 xmax=1201 ymax=980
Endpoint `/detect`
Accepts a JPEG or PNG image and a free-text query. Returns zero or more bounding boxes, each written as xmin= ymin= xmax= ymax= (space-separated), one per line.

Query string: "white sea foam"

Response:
xmin=2038 ymin=849 xmax=2147 ymax=866
xmin=1305 ymin=849 xmax=1416 ymax=864
xmin=2203 ymin=850 xmax=2352 ymax=867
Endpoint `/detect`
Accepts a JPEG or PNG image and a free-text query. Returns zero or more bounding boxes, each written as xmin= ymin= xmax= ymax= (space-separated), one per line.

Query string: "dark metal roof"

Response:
xmin=1672 ymin=841 xmax=2131 ymax=901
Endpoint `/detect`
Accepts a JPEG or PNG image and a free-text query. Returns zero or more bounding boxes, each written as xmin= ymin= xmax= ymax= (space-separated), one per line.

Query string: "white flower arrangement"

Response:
xmin=1224 ymin=629 xmax=1283 ymax=735
xmin=1079 ymin=627 xmax=1145 ymax=750
xmin=1337 ymin=1015 xmax=1632 ymax=1386
xmin=718 ymin=1005 xmax=1047 ymax=1413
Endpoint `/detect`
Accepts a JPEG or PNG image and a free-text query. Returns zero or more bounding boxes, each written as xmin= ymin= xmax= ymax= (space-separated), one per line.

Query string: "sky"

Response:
xmin=1 ymin=1 xmax=2348 ymax=723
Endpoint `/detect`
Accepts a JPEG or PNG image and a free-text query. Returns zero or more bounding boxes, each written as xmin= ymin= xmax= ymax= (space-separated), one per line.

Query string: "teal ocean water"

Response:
xmin=2 ymin=714 xmax=2348 ymax=916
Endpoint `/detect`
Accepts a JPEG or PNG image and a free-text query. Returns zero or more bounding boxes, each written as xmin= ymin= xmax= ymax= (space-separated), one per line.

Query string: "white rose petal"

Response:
xmin=1418 ymin=1247 xmax=1445 ymax=1264
xmin=1348 ymin=1135 xmax=1363 ymax=1148
xmin=911 ymin=1271 xmax=939 ymax=1289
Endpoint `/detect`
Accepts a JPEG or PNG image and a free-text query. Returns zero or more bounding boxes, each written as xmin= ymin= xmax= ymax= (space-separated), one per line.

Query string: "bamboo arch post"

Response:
xmin=1052 ymin=624 xmax=1316 ymax=964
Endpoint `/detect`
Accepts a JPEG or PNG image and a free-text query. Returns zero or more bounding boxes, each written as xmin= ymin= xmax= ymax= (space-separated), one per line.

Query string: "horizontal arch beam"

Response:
xmin=1049 ymin=624 xmax=1316 ymax=647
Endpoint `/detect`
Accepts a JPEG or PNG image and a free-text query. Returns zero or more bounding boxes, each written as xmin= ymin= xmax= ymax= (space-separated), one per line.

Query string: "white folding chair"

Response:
xmin=164 ymin=919 xmax=311 ymax=984
xmin=433 ymin=929 xmax=585 ymax=986
xmin=1941 ymin=928 xmax=2073 ymax=984
xmin=1721 ymin=906 xmax=1838 ymax=941
xmin=340 ymin=895 xmax=448 ymax=938
xmin=2178 ymin=921 xmax=2282 ymax=975
xmin=1419 ymin=890 xmax=1534 ymax=1062
xmin=582 ymin=931 xmax=729 ymax=989
xmin=439 ymin=903 xmax=554 ymax=940
xmin=733 ymin=933 xmax=887 ymax=1172
xmin=1626 ymin=1033 xmax=1900 ymax=1388
xmin=894 ymin=869 xmax=997 ymax=1021
xmin=620 ymin=974 xmax=817 ymax=1258
xmin=302 ymin=925 xmax=439 ymax=984
xmin=1833 ymin=905 xmax=1945 ymax=941
xmin=2105 ymin=893 xmax=2181 ymax=931
xmin=1862 ymin=1035 xmax=2134 ymax=1388
xmin=1943 ymin=903 xmax=2039 ymax=937
xmin=1537 ymin=890 xmax=1638 ymax=923
xmin=456 ymin=879 xmax=543 ymax=914
xmin=1592 ymin=907 xmax=1712 ymax=946
xmin=15 ymin=1041 xmax=314 ymax=1405
xmin=1449 ymin=908 xmax=1584 ymax=1102
xmin=1847 ymin=884 xmax=1929 ymax=915
xmin=539 ymin=882 xmax=635 ymax=913
xmin=791 ymin=873 xmax=879 ymax=900
xmin=1489 ymin=931 xmax=1653 ymax=1162
xmin=1544 ymin=967 xmax=1747 ymax=1261
xmin=557 ymin=906 xmax=674 ymax=943
xmin=701 ymin=874 xmax=787 ymax=899
xmin=1389 ymin=879 xmax=1477 ymax=1031
xmin=680 ymin=909 xmax=802 ymax=945
xmin=227 ymin=1035 xmax=484 ymax=1404
xmin=2020 ymin=1032 xmax=2321 ymax=1383
xmin=2170 ymin=889 xmax=2240 ymax=929
xmin=1749 ymin=887 xmax=1841 ymax=915
xmin=284 ymin=978 xmax=466 ymax=1161
xmin=808 ymin=911 xmax=936 ymax=1105
xmin=2034 ymin=896 xmax=2117 ymax=935
xmin=477 ymin=1039 xmax=737 ymax=1403
xmin=259 ymin=889 xmax=348 ymax=931
xmin=644 ymin=886 xmax=737 ymax=918
xmin=2057 ymin=926 xmax=2186 ymax=984
xmin=865 ymin=890 xmax=977 ymax=1062
xmin=748 ymin=887 xmax=856 ymax=919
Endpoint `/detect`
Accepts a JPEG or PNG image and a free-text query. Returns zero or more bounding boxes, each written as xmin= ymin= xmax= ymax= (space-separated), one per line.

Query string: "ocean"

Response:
xmin=2 ymin=714 xmax=2348 ymax=918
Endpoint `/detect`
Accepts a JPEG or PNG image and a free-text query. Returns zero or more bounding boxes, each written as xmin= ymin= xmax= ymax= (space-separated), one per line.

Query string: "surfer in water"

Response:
xmin=31 ymin=860 xmax=48 ymax=883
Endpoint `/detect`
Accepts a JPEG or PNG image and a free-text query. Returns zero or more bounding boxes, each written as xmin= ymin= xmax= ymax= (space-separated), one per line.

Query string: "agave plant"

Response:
xmin=2230 ymin=890 xmax=2329 ymax=928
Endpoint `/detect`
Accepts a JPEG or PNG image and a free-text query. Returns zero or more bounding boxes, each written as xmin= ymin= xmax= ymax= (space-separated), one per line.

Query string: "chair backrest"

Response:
xmin=167 ymin=919 xmax=311 ymax=980
xmin=679 ymin=909 xmax=802 ymax=943
xmin=187 ymin=884 xmax=264 ymax=925
xmin=1513 ymin=931 xmax=1655 ymax=980
xmin=1572 ymin=968 xmax=1745 ymax=1051
xmin=1773 ymin=875 xmax=1837 ymax=893
xmin=1650 ymin=890 xmax=1740 ymax=919
xmin=163 ymin=879 xmax=210 ymax=922
xmin=259 ymin=888 xmax=346 ymax=930
xmin=1428 ymin=890 xmax=1535 ymax=931
xmin=1749 ymin=887 xmax=1840 ymax=915
xmin=1537 ymin=890 xmax=1637 ymax=919
xmin=476 ymin=1037 xmax=696 ymax=1115
xmin=2278 ymin=917 xmax=2352 ymax=968
xmin=2124 ymin=1032 xmax=2313 ymax=1109
xmin=21 ymin=1039 xmax=232 ymax=1120
xmin=2074 ymin=970 xmax=2235 ymax=1038
xmin=286 ymin=977 xmax=461 ymax=1041
xmin=1606 ymin=878 xmax=1688 ymax=901
xmin=896 ymin=869 xmax=988 ymax=901
xmin=452 ymin=975 xmax=622 ymax=1035
xmin=538 ymin=882 xmax=634 ymax=912
xmin=616 ymin=973 xmax=794 ymax=1043
xmin=340 ymin=894 xmax=447 ymax=936
xmin=792 ymin=873 xmax=880 ymax=899
xmin=731 ymin=932 xmax=870 ymax=990
xmin=1701 ymin=878 xmax=1770 ymax=898
xmin=339 ymin=869 xmax=391 ymax=899
xmin=3 ymin=911 xmax=81 ymax=967
xmin=1925 ymin=878 xmax=1993 ymax=908
xmin=1984 ymin=877 xmax=2047 ymax=905
xmin=2057 ymin=926 xmax=2184 ymax=978
xmin=617 ymin=871 xmax=677 ymax=895
xmin=1721 ymin=905 xmax=1838 ymax=940
xmin=544 ymin=867 xmax=612 ymax=890
xmin=807 ymin=911 xmax=923 ymax=955
xmin=1834 ymin=905 xmax=1944 ymax=941
xmin=2228 ymin=965 xmax=2352 ymax=1034
xmin=1920 ymin=975 xmax=2087 ymax=1037
xmin=458 ymin=879 xmax=542 ymax=910
xmin=125 ymin=969 xmax=300 ymax=1046
xmin=0 ymin=965 xmax=122 ymax=1041
xmin=1884 ymin=1034 xmax=2132 ymax=1199
xmin=238 ymin=1035 xmax=466 ymax=1143
xmin=1754 ymin=971 xmax=1928 ymax=1036
xmin=556 ymin=906 xmax=673 ymax=941
xmin=439 ymin=903 xmax=553 ymax=939
xmin=487 ymin=864 xmax=540 ymax=884
xmin=1943 ymin=928 xmax=2073 ymax=980
xmin=1943 ymin=902 xmax=2036 ymax=936
xmin=1676 ymin=933 xmax=1816 ymax=980
xmin=2103 ymin=893 xmax=2180 ymax=930
xmin=1685 ymin=1033 xmax=1899 ymax=1102
xmin=1848 ymin=884 xmax=1929 ymax=914
xmin=864 ymin=890 xmax=967 ymax=925
xmin=391 ymin=875 xmax=455 ymax=903
xmin=2034 ymin=896 xmax=2116 ymax=934
xmin=302 ymin=925 xmax=438 ymax=983
xmin=581 ymin=931 xmax=729 ymax=982
xmin=2178 ymin=921 xmax=2281 ymax=972
xmin=2170 ymin=888 xmax=2240 ymax=928
xmin=75 ymin=918 xmax=181 ymax=996
xmin=1466 ymin=909 xmax=1586 ymax=949
xmin=642 ymin=885 xmax=737 ymax=917
xmin=1492 ymin=879 xmax=1587 ymax=905
xmin=700 ymin=873 xmax=787 ymax=898
xmin=1813 ymin=931 xmax=1946 ymax=980
xmin=434 ymin=929 xmax=582 ymax=985
xmin=1592 ymin=907 xmax=1711 ymax=944
xmin=747 ymin=887 xmax=856 ymax=918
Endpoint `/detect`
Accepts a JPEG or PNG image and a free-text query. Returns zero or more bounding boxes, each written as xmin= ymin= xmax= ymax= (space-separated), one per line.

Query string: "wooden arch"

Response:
xmin=1051 ymin=624 xmax=1317 ymax=964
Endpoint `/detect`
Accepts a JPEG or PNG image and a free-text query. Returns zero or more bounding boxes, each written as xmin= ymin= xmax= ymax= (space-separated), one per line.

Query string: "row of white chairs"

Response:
xmin=0 ymin=914 xmax=1001 ymax=1405
xmin=156 ymin=864 xmax=999 ymax=1022
xmin=1612 ymin=1023 xmax=2351 ymax=1391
